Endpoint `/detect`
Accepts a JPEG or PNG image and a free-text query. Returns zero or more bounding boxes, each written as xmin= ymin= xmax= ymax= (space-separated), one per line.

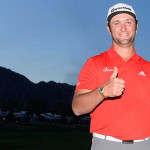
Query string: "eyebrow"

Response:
xmin=111 ymin=18 xmax=135 ymax=24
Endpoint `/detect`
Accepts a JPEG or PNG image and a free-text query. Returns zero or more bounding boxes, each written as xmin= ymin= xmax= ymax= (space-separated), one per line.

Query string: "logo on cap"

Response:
xmin=107 ymin=3 xmax=137 ymax=25
xmin=111 ymin=7 xmax=131 ymax=13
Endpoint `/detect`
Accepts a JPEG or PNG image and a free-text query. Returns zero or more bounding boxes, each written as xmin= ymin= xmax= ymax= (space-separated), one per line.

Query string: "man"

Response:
xmin=72 ymin=3 xmax=150 ymax=150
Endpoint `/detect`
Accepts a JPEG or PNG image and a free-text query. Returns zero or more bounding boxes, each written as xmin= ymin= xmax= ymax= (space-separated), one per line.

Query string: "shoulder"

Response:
xmin=88 ymin=51 xmax=107 ymax=67
xmin=139 ymin=56 xmax=150 ymax=65
xmin=91 ymin=51 xmax=106 ymax=60
xmin=139 ymin=56 xmax=150 ymax=72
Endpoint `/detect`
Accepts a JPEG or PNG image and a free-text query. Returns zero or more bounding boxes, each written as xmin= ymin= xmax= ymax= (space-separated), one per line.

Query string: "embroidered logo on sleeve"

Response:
xmin=76 ymin=81 xmax=80 ymax=86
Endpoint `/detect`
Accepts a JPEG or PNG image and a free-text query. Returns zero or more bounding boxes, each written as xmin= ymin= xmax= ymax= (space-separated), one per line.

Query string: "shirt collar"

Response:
xmin=107 ymin=46 xmax=140 ymax=61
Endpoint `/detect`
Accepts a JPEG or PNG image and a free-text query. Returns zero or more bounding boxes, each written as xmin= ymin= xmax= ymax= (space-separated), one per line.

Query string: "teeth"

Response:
xmin=120 ymin=33 xmax=127 ymax=36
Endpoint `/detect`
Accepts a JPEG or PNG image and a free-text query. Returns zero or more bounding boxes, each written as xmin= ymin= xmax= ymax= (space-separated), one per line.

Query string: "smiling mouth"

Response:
xmin=119 ymin=33 xmax=129 ymax=39
xmin=120 ymin=33 xmax=128 ymax=36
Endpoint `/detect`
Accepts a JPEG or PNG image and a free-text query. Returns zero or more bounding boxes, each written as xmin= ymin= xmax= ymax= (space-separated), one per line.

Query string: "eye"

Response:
xmin=113 ymin=22 xmax=119 ymax=26
xmin=127 ymin=21 xmax=132 ymax=24
xmin=126 ymin=19 xmax=134 ymax=25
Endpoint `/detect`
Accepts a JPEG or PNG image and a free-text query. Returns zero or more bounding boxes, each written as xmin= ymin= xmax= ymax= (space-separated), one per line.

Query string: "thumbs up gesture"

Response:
xmin=104 ymin=67 xmax=125 ymax=98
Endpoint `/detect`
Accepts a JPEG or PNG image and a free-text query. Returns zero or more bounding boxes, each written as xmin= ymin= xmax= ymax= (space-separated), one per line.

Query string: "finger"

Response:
xmin=115 ymin=81 xmax=125 ymax=89
xmin=116 ymin=86 xmax=125 ymax=92
xmin=114 ymin=87 xmax=125 ymax=96
xmin=116 ymin=91 xmax=124 ymax=96
xmin=110 ymin=67 xmax=118 ymax=79
xmin=114 ymin=78 xmax=125 ymax=84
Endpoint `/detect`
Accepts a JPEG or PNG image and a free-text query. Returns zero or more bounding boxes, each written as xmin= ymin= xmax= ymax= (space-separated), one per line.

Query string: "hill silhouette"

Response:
xmin=0 ymin=66 xmax=75 ymax=115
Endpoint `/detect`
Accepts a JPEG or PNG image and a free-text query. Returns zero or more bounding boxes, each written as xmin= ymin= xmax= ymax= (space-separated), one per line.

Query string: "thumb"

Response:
xmin=110 ymin=67 xmax=118 ymax=79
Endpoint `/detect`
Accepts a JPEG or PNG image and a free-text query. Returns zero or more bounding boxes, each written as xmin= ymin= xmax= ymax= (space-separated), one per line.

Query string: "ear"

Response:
xmin=136 ymin=23 xmax=138 ymax=34
xmin=106 ymin=25 xmax=111 ymax=35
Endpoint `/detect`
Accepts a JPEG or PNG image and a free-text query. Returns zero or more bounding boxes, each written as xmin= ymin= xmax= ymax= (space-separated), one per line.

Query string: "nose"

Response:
xmin=120 ymin=23 xmax=126 ymax=31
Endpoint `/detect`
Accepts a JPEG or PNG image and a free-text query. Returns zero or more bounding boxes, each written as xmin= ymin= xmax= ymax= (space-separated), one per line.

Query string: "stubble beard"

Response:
xmin=109 ymin=25 xmax=137 ymax=47
xmin=112 ymin=34 xmax=135 ymax=47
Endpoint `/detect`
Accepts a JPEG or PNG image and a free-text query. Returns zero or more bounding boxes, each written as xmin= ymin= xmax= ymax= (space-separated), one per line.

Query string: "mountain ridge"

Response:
xmin=0 ymin=66 xmax=75 ymax=114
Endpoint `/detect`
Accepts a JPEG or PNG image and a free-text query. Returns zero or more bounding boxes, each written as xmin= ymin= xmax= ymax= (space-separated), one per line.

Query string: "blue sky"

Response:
xmin=0 ymin=0 xmax=149 ymax=85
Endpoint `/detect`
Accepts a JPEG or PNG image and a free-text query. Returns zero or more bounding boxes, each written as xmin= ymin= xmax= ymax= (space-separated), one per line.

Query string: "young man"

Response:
xmin=72 ymin=3 xmax=150 ymax=150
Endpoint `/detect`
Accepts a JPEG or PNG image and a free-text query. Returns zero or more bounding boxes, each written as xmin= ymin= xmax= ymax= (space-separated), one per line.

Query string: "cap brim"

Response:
xmin=107 ymin=11 xmax=137 ymax=25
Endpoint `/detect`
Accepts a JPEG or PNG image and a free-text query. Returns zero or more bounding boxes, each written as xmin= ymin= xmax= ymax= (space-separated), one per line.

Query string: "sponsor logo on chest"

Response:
xmin=103 ymin=67 xmax=115 ymax=72
xmin=102 ymin=67 xmax=147 ymax=77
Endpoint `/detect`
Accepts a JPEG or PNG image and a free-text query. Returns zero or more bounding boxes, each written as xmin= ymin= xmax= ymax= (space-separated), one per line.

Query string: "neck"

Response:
xmin=112 ymin=43 xmax=135 ymax=61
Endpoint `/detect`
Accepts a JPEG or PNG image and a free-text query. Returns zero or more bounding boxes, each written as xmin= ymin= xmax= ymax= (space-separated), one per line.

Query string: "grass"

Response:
xmin=0 ymin=122 xmax=92 ymax=150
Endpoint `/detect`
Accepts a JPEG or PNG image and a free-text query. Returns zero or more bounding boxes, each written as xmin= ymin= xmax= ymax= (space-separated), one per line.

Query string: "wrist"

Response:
xmin=99 ymin=86 xmax=106 ymax=98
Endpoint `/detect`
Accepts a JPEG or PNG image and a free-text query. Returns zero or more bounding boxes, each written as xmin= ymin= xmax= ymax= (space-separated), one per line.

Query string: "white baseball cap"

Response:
xmin=107 ymin=3 xmax=137 ymax=25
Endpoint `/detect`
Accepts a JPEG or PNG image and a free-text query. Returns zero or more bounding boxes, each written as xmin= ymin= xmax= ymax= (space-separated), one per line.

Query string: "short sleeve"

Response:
xmin=75 ymin=58 xmax=98 ymax=91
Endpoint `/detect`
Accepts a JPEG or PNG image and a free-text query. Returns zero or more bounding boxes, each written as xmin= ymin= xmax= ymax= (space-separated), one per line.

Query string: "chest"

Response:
xmin=96 ymin=59 xmax=150 ymax=98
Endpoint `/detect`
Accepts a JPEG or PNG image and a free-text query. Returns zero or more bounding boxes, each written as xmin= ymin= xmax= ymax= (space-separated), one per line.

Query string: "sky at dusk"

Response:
xmin=0 ymin=0 xmax=150 ymax=85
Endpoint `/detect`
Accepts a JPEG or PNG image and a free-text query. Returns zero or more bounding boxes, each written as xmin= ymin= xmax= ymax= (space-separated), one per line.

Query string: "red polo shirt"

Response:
xmin=75 ymin=46 xmax=150 ymax=140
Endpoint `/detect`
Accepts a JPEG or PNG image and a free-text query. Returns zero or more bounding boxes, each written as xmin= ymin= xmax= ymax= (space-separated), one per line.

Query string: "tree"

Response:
xmin=27 ymin=96 xmax=48 ymax=115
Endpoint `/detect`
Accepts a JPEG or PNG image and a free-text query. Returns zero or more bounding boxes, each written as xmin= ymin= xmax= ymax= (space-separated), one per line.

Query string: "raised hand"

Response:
xmin=104 ymin=67 xmax=125 ymax=98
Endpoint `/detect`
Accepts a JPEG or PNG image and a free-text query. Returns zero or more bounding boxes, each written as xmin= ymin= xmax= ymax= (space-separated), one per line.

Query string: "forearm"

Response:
xmin=72 ymin=67 xmax=125 ymax=116
xmin=72 ymin=87 xmax=104 ymax=116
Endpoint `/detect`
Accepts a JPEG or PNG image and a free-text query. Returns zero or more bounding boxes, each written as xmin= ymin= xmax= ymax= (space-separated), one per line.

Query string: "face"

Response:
xmin=107 ymin=13 xmax=138 ymax=47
